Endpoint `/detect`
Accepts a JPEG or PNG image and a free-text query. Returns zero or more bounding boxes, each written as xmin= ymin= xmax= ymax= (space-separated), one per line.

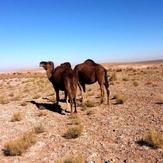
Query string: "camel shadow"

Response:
xmin=30 ymin=100 xmax=70 ymax=115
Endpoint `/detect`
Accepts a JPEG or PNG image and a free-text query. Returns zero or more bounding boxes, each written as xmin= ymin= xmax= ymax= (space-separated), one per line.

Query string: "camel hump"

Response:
xmin=84 ymin=59 xmax=96 ymax=65
xmin=60 ymin=62 xmax=72 ymax=69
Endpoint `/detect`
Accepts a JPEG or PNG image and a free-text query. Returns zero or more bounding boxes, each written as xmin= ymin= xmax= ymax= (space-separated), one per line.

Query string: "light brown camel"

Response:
xmin=74 ymin=59 xmax=110 ymax=104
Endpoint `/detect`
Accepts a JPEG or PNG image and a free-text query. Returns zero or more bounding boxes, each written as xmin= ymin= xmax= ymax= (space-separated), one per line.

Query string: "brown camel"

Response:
xmin=74 ymin=59 xmax=110 ymax=104
xmin=40 ymin=61 xmax=78 ymax=113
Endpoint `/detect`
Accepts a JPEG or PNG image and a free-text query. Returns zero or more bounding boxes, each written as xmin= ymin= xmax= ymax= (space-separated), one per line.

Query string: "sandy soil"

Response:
xmin=0 ymin=60 xmax=163 ymax=163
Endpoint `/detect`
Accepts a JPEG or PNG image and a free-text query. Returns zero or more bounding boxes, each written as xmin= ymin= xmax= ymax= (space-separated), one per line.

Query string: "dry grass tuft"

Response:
xmin=63 ymin=125 xmax=83 ymax=139
xmin=0 ymin=96 xmax=9 ymax=104
xmin=133 ymin=81 xmax=139 ymax=86
xmin=33 ymin=94 xmax=41 ymax=99
xmin=82 ymin=100 xmax=95 ymax=108
xmin=110 ymin=72 xmax=117 ymax=81
xmin=20 ymin=101 xmax=27 ymax=106
xmin=68 ymin=115 xmax=81 ymax=125
xmin=3 ymin=124 xmax=45 ymax=156
xmin=86 ymin=109 xmax=95 ymax=116
xmin=57 ymin=155 xmax=85 ymax=163
xmin=3 ymin=131 xmax=37 ymax=156
xmin=11 ymin=112 xmax=22 ymax=122
xmin=37 ymin=110 xmax=47 ymax=117
xmin=144 ymin=130 xmax=163 ymax=148
xmin=122 ymin=76 xmax=129 ymax=81
xmin=137 ymin=130 xmax=163 ymax=149
xmin=113 ymin=94 xmax=125 ymax=104
xmin=10 ymin=95 xmax=21 ymax=101
xmin=33 ymin=124 xmax=45 ymax=134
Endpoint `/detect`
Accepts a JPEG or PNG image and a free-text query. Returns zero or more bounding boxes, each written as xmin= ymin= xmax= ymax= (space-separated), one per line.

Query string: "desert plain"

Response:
xmin=0 ymin=60 xmax=163 ymax=163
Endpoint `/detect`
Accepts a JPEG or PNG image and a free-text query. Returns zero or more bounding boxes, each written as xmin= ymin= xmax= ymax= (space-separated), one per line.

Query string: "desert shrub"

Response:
xmin=3 ymin=124 xmax=45 ymax=156
xmin=144 ymin=130 xmax=163 ymax=148
xmin=113 ymin=94 xmax=125 ymax=104
xmin=68 ymin=115 xmax=81 ymax=125
xmin=37 ymin=110 xmax=47 ymax=117
xmin=86 ymin=109 xmax=95 ymax=116
xmin=87 ymin=88 xmax=92 ymax=92
xmin=116 ymin=68 xmax=122 ymax=72
xmin=110 ymin=72 xmax=117 ymax=81
xmin=20 ymin=101 xmax=27 ymax=106
xmin=11 ymin=112 xmax=22 ymax=122
xmin=8 ymin=93 xmax=14 ymax=97
xmin=10 ymin=95 xmax=21 ymax=102
xmin=33 ymin=94 xmax=41 ymax=99
xmin=137 ymin=130 xmax=163 ymax=149
xmin=33 ymin=124 xmax=45 ymax=134
xmin=3 ymin=131 xmax=37 ymax=156
xmin=133 ymin=81 xmax=139 ymax=86
xmin=57 ymin=155 xmax=85 ymax=163
xmin=47 ymin=95 xmax=55 ymax=102
xmin=122 ymin=76 xmax=129 ymax=81
xmin=0 ymin=96 xmax=9 ymax=104
xmin=83 ymin=100 xmax=95 ymax=108
xmin=63 ymin=125 xmax=83 ymax=139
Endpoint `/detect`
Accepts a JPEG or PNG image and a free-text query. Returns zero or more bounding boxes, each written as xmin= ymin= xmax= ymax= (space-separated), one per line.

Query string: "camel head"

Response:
xmin=40 ymin=61 xmax=54 ymax=79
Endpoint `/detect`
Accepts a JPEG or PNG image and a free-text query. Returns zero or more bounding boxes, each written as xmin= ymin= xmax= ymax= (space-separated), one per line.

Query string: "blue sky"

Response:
xmin=0 ymin=0 xmax=163 ymax=70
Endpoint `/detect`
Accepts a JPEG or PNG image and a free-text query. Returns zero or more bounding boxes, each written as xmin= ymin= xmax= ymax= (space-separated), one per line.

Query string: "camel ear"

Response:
xmin=48 ymin=61 xmax=54 ymax=67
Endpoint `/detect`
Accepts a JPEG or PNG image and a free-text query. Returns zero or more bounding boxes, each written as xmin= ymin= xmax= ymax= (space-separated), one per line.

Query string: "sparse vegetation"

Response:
xmin=57 ymin=155 xmax=85 ymax=163
xmin=33 ymin=94 xmax=41 ymax=99
xmin=3 ymin=131 xmax=37 ymax=156
xmin=20 ymin=101 xmax=27 ymax=106
xmin=110 ymin=72 xmax=117 ymax=81
xmin=3 ymin=125 xmax=45 ymax=156
xmin=133 ymin=81 xmax=139 ymax=86
xmin=68 ymin=115 xmax=81 ymax=125
xmin=113 ymin=94 xmax=125 ymax=104
xmin=11 ymin=112 xmax=22 ymax=122
xmin=86 ymin=109 xmax=95 ymax=116
xmin=10 ymin=95 xmax=21 ymax=101
xmin=33 ymin=124 xmax=45 ymax=134
xmin=82 ymin=100 xmax=95 ymax=108
xmin=144 ymin=130 xmax=163 ymax=148
xmin=137 ymin=130 xmax=163 ymax=149
xmin=122 ymin=76 xmax=129 ymax=81
xmin=65 ymin=115 xmax=83 ymax=139
xmin=0 ymin=62 xmax=163 ymax=161
xmin=0 ymin=96 xmax=9 ymax=104
xmin=37 ymin=110 xmax=47 ymax=117
xmin=63 ymin=125 xmax=83 ymax=139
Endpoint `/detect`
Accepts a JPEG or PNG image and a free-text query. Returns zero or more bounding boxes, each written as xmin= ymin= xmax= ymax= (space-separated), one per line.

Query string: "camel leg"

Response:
xmin=105 ymin=84 xmax=110 ymax=104
xmin=55 ymin=89 xmax=59 ymax=105
xmin=81 ymin=83 xmax=86 ymax=104
xmin=64 ymin=91 xmax=67 ymax=102
xmin=66 ymin=97 xmax=70 ymax=112
xmin=78 ymin=83 xmax=83 ymax=102
xmin=73 ymin=98 xmax=77 ymax=113
xmin=70 ymin=100 xmax=73 ymax=114
xmin=100 ymin=84 xmax=105 ymax=104
xmin=81 ymin=83 xmax=86 ymax=92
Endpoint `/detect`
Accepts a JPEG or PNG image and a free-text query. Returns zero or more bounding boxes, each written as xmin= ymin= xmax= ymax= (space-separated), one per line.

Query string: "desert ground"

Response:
xmin=0 ymin=60 xmax=163 ymax=163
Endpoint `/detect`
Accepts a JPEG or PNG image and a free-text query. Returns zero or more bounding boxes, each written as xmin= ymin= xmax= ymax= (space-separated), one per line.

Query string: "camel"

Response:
xmin=40 ymin=61 xmax=78 ymax=113
xmin=74 ymin=59 xmax=110 ymax=104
